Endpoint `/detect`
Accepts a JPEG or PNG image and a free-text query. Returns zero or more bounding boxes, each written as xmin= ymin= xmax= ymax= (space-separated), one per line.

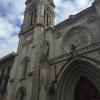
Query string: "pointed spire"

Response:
xmin=94 ymin=0 xmax=100 ymax=3
xmin=48 ymin=0 xmax=55 ymax=7
xmin=25 ymin=0 xmax=32 ymax=4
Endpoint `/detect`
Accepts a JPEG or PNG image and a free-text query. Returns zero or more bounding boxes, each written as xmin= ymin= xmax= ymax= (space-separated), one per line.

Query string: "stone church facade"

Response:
xmin=0 ymin=52 xmax=16 ymax=100
xmin=6 ymin=0 xmax=100 ymax=100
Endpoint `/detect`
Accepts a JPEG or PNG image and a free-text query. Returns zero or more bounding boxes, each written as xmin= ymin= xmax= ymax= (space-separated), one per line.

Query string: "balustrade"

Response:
xmin=48 ymin=42 xmax=100 ymax=65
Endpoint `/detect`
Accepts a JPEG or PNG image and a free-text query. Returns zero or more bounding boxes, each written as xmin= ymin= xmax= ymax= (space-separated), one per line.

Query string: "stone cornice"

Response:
xmin=48 ymin=42 xmax=100 ymax=65
xmin=53 ymin=6 xmax=95 ymax=31
xmin=93 ymin=0 xmax=100 ymax=5
xmin=44 ymin=27 xmax=54 ymax=32
xmin=19 ymin=23 xmax=45 ymax=36
xmin=48 ymin=0 xmax=55 ymax=8
xmin=19 ymin=25 xmax=34 ymax=36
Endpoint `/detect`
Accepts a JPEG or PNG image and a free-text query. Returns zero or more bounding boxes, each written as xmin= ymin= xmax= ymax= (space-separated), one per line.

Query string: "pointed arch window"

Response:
xmin=0 ymin=67 xmax=11 ymax=93
xmin=16 ymin=87 xmax=26 ymax=100
xmin=44 ymin=8 xmax=50 ymax=27
xmin=0 ymin=69 xmax=5 ymax=93
xmin=30 ymin=12 xmax=33 ymax=26
xmin=21 ymin=57 xmax=30 ymax=78
xmin=44 ymin=10 xmax=46 ymax=25
xmin=34 ymin=8 xmax=37 ymax=23
xmin=0 ymin=69 xmax=4 ymax=84
xmin=30 ymin=8 xmax=37 ymax=26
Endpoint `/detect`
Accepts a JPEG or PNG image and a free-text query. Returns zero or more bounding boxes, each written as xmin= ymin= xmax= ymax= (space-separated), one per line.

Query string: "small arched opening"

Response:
xmin=16 ymin=87 xmax=26 ymax=100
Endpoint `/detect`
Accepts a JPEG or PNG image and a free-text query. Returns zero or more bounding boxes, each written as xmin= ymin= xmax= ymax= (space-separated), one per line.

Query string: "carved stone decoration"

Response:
xmin=39 ymin=63 xmax=50 ymax=90
xmin=63 ymin=27 xmax=92 ymax=53
xmin=40 ymin=40 xmax=50 ymax=63
xmin=21 ymin=57 xmax=30 ymax=65
xmin=16 ymin=87 xmax=26 ymax=100
xmin=54 ymin=31 xmax=61 ymax=39
xmin=87 ymin=15 xmax=96 ymax=23
xmin=25 ymin=3 xmax=35 ymax=14
xmin=25 ymin=0 xmax=32 ymax=4
xmin=49 ymin=81 xmax=57 ymax=95
xmin=39 ymin=86 xmax=47 ymax=100
xmin=21 ymin=56 xmax=30 ymax=78
xmin=40 ymin=68 xmax=47 ymax=86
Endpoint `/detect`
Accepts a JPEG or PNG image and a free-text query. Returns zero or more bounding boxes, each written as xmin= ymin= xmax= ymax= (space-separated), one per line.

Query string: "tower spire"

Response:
xmin=25 ymin=0 xmax=32 ymax=4
xmin=7 ymin=0 xmax=55 ymax=100
xmin=21 ymin=0 xmax=55 ymax=31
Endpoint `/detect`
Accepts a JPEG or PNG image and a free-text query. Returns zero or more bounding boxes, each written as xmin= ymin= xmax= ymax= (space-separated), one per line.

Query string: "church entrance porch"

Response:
xmin=56 ymin=59 xmax=100 ymax=100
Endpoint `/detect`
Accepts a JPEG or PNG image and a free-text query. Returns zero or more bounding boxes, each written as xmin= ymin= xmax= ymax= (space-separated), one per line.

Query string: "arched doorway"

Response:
xmin=75 ymin=76 xmax=100 ymax=100
xmin=56 ymin=59 xmax=100 ymax=100
xmin=16 ymin=87 xmax=26 ymax=100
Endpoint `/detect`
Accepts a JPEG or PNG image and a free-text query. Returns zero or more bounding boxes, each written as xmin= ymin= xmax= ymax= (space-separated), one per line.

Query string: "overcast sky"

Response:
xmin=0 ymin=0 xmax=94 ymax=58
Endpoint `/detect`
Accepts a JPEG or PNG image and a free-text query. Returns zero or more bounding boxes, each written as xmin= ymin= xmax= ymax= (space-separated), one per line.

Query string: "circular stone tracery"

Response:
xmin=63 ymin=27 xmax=92 ymax=53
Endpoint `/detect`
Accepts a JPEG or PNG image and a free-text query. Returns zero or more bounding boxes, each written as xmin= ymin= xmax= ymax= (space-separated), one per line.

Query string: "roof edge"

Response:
xmin=0 ymin=52 xmax=16 ymax=63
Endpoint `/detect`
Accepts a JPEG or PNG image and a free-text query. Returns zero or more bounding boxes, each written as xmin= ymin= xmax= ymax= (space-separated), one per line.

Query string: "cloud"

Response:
xmin=0 ymin=0 xmax=25 ymax=58
xmin=0 ymin=0 xmax=94 ymax=58
xmin=0 ymin=36 xmax=19 ymax=58
xmin=0 ymin=17 xmax=20 ymax=37
xmin=54 ymin=0 xmax=94 ymax=23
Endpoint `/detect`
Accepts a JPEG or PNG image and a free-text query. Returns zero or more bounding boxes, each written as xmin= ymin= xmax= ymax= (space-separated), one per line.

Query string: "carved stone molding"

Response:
xmin=9 ymin=78 xmax=14 ymax=83
xmin=87 ymin=15 xmax=96 ymax=23
xmin=48 ymin=42 xmax=100 ymax=65
xmin=21 ymin=56 xmax=30 ymax=65
xmin=28 ymin=72 xmax=33 ymax=77
xmin=19 ymin=77 xmax=27 ymax=81
xmin=62 ymin=27 xmax=92 ymax=53
xmin=54 ymin=31 xmax=61 ymax=39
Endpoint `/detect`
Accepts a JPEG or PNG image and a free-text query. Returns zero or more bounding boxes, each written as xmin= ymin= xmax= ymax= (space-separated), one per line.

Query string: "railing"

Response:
xmin=48 ymin=42 xmax=100 ymax=65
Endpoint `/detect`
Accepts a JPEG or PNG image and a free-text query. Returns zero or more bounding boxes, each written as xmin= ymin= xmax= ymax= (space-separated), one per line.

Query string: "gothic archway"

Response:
xmin=62 ymin=26 xmax=94 ymax=53
xmin=16 ymin=87 xmax=26 ymax=100
xmin=75 ymin=76 xmax=100 ymax=100
xmin=56 ymin=59 xmax=100 ymax=100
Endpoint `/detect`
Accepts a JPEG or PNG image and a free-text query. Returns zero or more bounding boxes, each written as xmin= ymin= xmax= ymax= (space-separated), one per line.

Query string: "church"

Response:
xmin=1 ymin=0 xmax=100 ymax=100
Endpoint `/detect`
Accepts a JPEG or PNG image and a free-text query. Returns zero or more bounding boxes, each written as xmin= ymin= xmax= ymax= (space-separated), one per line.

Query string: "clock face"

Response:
xmin=63 ymin=30 xmax=92 ymax=53
xmin=26 ymin=35 xmax=32 ymax=42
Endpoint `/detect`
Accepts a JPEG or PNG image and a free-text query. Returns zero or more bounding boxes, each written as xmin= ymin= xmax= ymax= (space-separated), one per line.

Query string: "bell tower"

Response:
xmin=22 ymin=0 xmax=55 ymax=30
xmin=7 ymin=0 xmax=55 ymax=100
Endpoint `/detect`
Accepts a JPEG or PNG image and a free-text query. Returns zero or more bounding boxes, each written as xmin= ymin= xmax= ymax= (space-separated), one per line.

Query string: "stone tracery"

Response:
xmin=62 ymin=26 xmax=92 ymax=53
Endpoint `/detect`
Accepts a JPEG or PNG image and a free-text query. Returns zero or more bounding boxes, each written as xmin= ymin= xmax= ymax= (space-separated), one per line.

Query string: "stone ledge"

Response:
xmin=19 ymin=77 xmax=27 ymax=81
xmin=9 ymin=78 xmax=14 ymax=83
xmin=28 ymin=72 xmax=33 ymax=77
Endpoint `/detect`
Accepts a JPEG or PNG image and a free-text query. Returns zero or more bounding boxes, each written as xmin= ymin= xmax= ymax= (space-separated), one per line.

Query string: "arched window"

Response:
xmin=62 ymin=26 xmax=92 ymax=53
xmin=0 ymin=69 xmax=5 ymax=84
xmin=16 ymin=87 xmax=26 ymax=100
xmin=0 ymin=69 xmax=5 ymax=93
xmin=75 ymin=76 xmax=100 ymax=100
xmin=34 ymin=8 xmax=37 ymax=23
xmin=30 ymin=12 xmax=33 ymax=26
xmin=30 ymin=8 xmax=37 ymax=26
xmin=46 ymin=14 xmax=49 ymax=27
xmin=44 ymin=11 xmax=46 ymax=25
